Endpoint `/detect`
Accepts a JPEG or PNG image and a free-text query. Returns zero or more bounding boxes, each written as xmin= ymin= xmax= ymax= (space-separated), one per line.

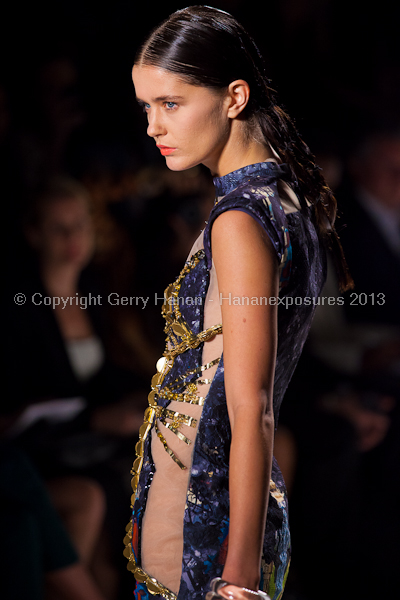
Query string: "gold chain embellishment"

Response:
xmin=156 ymin=381 xmax=204 ymax=405
xmin=164 ymin=323 xmax=223 ymax=359
xmin=123 ymin=520 xmax=177 ymax=599
xmin=157 ymin=388 xmax=206 ymax=406
xmin=164 ymin=357 xmax=221 ymax=387
xmin=152 ymin=356 xmax=222 ymax=465
xmin=124 ymin=358 xmax=178 ymax=598
xmin=153 ymin=384 xmax=204 ymax=468
xmin=162 ymin=249 xmax=205 ymax=326
xmin=154 ymin=357 xmax=220 ymax=407
xmin=155 ymin=421 xmax=187 ymax=470
xmin=124 ymin=249 xmax=222 ymax=595
xmin=158 ymin=408 xmax=197 ymax=434
xmin=154 ymin=249 xmax=222 ymax=466
xmin=161 ymin=249 xmax=222 ymax=360
xmin=157 ymin=407 xmax=197 ymax=429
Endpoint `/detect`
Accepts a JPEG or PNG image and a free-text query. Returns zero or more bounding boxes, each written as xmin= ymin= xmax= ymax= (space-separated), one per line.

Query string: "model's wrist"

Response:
xmin=221 ymin=566 xmax=260 ymax=592
xmin=206 ymin=578 xmax=271 ymax=600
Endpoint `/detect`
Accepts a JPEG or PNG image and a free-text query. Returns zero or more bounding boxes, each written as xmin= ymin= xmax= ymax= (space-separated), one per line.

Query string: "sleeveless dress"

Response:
xmin=124 ymin=161 xmax=327 ymax=600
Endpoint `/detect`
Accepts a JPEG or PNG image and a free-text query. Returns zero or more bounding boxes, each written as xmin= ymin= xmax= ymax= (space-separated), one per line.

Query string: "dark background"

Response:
xmin=2 ymin=2 xmax=400 ymax=600
xmin=4 ymin=0 xmax=399 ymax=157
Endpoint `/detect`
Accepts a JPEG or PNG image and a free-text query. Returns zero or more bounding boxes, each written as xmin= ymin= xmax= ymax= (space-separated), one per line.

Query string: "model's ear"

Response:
xmin=226 ymin=79 xmax=250 ymax=118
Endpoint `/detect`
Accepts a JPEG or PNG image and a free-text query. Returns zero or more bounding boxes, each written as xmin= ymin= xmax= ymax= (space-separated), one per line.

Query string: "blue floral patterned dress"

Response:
xmin=124 ymin=161 xmax=326 ymax=600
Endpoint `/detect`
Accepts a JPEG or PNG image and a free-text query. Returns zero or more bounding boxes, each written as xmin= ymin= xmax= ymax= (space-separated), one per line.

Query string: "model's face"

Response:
xmin=132 ymin=65 xmax=231 ymax=173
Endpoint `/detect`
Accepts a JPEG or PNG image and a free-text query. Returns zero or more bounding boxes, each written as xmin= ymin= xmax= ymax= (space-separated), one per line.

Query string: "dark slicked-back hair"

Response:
xmin=136 ymin=5 xmax=353 ymax=290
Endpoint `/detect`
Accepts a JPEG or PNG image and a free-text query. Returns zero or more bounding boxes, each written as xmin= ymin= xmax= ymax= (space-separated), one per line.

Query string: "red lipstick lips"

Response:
xmin=157 ymin=145 xmax=176 ymax=156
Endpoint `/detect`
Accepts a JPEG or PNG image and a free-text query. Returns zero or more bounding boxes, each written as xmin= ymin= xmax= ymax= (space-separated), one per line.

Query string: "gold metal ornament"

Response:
xmin=124 ymin=247 xmax=223 ymax=599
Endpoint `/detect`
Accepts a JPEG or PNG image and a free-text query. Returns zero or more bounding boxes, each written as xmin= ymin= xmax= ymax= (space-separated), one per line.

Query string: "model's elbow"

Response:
xmin=262 ymin=410 xmax=275 ymax=434
xmin=229 ymin=388 xmax=274 ymax=431
xmin=259 ymin=388 xmax=275 ymax=432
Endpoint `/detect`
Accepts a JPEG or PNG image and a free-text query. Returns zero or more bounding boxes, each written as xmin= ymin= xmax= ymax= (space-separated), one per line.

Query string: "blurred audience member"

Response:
xmin=9 ymin=176 xmax=146 ymax=424
xmin=338 ymin=127 xmax=400 ymax=325
xmin=0 ymin=442 xmax=106 ymax=600
xmin=6 ymin=176 xmax=147 ymax=598
xmin=307 ymin=126 xmax=400 ymax=428
xmin=279 ymin=126 xmax=400 ymax=600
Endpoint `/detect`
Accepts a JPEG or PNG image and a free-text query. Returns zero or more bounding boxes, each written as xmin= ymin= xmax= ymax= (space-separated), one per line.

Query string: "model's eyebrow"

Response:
xmin=136 ymin=95 xmax=185 ymax=104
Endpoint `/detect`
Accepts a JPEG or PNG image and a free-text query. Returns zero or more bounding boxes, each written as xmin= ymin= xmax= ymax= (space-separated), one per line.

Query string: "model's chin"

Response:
xmin=164 ymin=155 xmax=200 ymax=172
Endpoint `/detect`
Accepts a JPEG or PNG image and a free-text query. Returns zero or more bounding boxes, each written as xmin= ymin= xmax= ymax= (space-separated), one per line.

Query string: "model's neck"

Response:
xmin=208 ymin=122 xmax=275 ymax=177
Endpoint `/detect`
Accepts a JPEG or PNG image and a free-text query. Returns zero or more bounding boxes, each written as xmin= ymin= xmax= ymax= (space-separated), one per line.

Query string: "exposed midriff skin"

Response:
xmin=141 ymin=231 xmax=223 ymax=594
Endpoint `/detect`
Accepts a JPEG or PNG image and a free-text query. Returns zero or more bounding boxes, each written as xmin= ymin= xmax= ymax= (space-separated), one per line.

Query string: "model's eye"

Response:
xmin=138 ymin=101 xmax=150 ymax=113
xmin=165 ymin=101 xmax=177 ymax=109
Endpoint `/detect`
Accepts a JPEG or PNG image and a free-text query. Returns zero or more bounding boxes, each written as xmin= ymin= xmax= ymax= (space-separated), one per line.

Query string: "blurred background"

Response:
xmin=2 ymin=1 xmax=399 ymax=599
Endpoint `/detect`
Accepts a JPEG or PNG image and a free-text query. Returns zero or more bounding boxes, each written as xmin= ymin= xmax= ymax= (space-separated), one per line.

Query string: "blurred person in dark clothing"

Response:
xmin=7 ymin=176 xmax=145 ymax=439
xmin=0 ymin=442 xmax=106 ymax=600
xmin=279 ymin=127 xmax=400 ymax=600
xmin=337 ymin=127 xmax=400 ymax=325
xmin=6 ymin=176 xmax=147 ymax=598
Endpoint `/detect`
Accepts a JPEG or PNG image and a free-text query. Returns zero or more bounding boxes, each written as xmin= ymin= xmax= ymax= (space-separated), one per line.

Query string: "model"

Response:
xmin=123 ymin=6 xmax=352 ymax=600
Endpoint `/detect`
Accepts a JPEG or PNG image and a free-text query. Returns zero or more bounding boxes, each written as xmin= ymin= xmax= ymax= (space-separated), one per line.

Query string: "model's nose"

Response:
xmin=147 ymin=108 xmax=165 ymax=138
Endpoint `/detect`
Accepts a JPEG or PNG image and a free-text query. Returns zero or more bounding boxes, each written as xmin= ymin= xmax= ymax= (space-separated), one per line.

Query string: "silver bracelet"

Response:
xmin=241 ymin=587 xmax=270 ymax=599
xmin=206 ymin=578 xmax=271 ymax=600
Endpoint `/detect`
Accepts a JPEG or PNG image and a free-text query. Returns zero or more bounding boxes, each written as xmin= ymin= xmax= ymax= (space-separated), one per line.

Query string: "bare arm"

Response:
xmin=211 ymin=210 xmax=279 ymax=592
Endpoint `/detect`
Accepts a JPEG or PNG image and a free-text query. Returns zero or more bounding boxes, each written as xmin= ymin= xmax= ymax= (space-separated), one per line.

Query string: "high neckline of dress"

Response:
xmin=213 ymin=160 xmax=291 ymax=199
